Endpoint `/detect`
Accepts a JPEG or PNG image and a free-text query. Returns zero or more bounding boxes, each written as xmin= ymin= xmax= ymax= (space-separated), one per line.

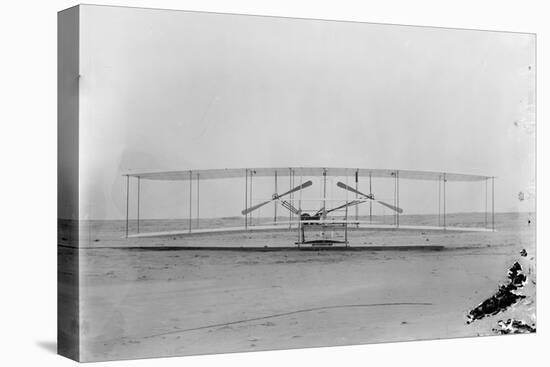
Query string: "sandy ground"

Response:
xmin=58 ymin=212 xmax=536 ymax=361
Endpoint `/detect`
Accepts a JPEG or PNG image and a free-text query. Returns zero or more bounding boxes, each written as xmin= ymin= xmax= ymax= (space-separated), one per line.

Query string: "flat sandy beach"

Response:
xmin=59 ymin=212 xmax=535 ymax=361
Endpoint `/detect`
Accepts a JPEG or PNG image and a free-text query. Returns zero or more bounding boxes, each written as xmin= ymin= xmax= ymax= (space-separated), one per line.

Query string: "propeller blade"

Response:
xmin=275 ymin=180 xmax=313 ymax=200
xmin=375 ymin=200 xmax=403 ymax=214
xmin=325 ymin=200 xmax=366 ymax=214
xmin=337 ymin=181 xmax=403 ymax=213
xmin=241 ymin=200 xmax=271 ymax=215
xmin=336 ymin=181 xmax=370 ymax=198
xmin=241 ymin=180 xmax=313 ymax=215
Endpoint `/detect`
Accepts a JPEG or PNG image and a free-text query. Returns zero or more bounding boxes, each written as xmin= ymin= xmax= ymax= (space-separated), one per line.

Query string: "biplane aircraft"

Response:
xmin=240 ymin=179 xmax=404 ymax=246
xmin=122 ymin=167 xmax=496 ymax=248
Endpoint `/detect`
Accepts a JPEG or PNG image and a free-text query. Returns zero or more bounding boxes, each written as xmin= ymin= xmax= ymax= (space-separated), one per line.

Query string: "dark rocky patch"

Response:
xmin=493 ymin=319 xmax=536 ymax=334
xmin=507 ymin=262 xmax=527 ymax=288
xmin=520 ymin=249 xmax=527 ymax=257
xmin=466 ymin=262 xmax=527 ymax=324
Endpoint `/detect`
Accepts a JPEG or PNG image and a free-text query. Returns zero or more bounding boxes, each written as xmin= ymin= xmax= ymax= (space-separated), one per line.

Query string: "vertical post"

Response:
xmin=345 ymin=174 xmax=349 ymax=201
xmin=298 ymin=174 xmax=303 ymax=243
xmin=125 ymin=175 xmax=129 ymax=238
xmin=288 ymin=168 xmax=294 ymax=229
xmin=355 ymin=170 xmax=359 ymax=227
xmin=437 ymin=175 xmax=441 ymax=227
xmin=137 ymin=176 xmax=140 ymax=234
xmin=485 ymin=178 xmax=489 ymax=228
xmin=443 ymin=173 xmax=447 ymax=229
xmin=292 ymin=170 xmax=295 ymax=226
xmin=369 ymin=172 xmax=372 ymax=223
xmin=244 ymin=169 xmax=248 ymax=231
xmin=396 ymin=170 xmax=400 ymax=228
xmin=322 ymin=169 xmax=327 ymax=215
xmin=492 ymin=177 xmax=495 ymax=231
xmin=196 ymin=173 xmax=200 ymax=229
xmin=188 ymin=171 xmax=192 ymax=233
xmin=249 ymin=170 xmax=253 ymax=227
xmin=393 ymin=172 xmax=397 ymax=226
xmin=298 ymin=175 xmax=303 ymax=214
xmin=345 ymin=174 xmax=349 ymax=224
xmin=274 ymin=170 xmax=278 ymax=225
xmin=344 ymin=205 xmax=349 ymax=246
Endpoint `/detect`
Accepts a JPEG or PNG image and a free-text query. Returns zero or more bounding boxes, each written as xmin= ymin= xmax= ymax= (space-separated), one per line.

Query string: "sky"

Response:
xmin=71 ymin=5 xmax=535 ymax=220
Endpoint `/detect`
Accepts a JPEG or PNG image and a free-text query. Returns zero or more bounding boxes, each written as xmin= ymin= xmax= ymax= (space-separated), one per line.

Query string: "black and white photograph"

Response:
xmin=1 ymin=1 xmax=547 ymax=366
xmin=57 ymin=4 xmax=537 ymax=362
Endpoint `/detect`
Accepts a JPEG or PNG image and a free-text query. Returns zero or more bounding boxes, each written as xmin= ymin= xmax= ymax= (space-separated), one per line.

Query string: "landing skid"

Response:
xmin=295 ymin=239 xmax=349 ymax=249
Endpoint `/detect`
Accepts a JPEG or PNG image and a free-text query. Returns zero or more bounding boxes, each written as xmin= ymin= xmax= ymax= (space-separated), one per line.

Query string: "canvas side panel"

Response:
xmin=57 ymin=5 xmax=80 ymax=362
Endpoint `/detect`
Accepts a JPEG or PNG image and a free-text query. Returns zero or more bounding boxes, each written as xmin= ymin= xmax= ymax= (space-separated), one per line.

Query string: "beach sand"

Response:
xmin=59 ymin=212 xmax=535 ymax=361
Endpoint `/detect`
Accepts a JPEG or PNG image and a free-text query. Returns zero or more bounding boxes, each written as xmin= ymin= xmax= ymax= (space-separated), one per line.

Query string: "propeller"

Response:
xmin=325 ymin=199 xmax=365 ymax=215
xmin=336 ymin=181 xmax=403 ymax=214
xmin=241 ymin=180 xmax=313 ymax=215
xmin=313 ymin=199 xmax=364 ymax=217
